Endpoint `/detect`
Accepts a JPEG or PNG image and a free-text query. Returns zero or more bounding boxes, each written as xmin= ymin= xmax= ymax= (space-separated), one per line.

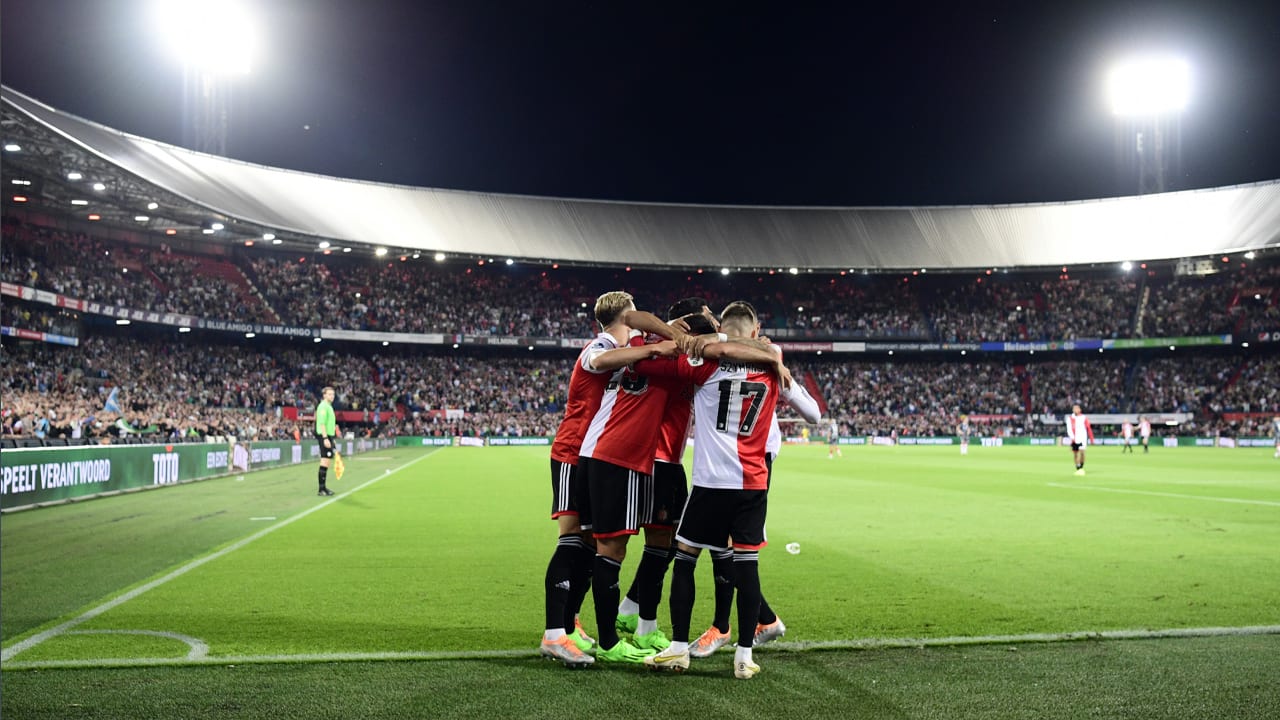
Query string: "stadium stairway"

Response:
xmin=195 ymin=258 xmax=281 ymax=324
xmin=801 ymin=371 xmax=829 ymax=416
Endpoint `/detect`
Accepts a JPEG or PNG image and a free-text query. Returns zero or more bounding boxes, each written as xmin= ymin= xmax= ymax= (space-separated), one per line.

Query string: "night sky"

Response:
xmin=3 ymin=0 xmax=1278 ymax=206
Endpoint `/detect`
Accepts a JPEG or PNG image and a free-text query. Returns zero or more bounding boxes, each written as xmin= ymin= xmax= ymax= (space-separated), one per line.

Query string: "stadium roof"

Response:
xmin=4 ymin=85 xmax=1279 ymax=271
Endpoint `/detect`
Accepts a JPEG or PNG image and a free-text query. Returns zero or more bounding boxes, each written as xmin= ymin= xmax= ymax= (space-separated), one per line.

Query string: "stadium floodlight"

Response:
xmin=147 ymin=202 xmax=160 ymax=210
xmin=1107 ymin=56 xmax=1191 ymax=116
xmin=375 ymin=248 xmax=389 ymax=257
xmin=93 ymin=182 xmax=106 ymax=191
xmin=313 ymin=337 xmax=322 ymax=343
xmin=3 ymin=144 xmax=19 ymax=152
xmin=1244 ymin=251 xmax=1256 ymax=259
xmin=178 ymin=327 xmax=192 ymax=333
xmin=71 ymin=199 xmax=89 ymax=206
xmin=1121 ymin=261 xmax=1133 ymax=271
xmin=153 ymin=0 xmax=259 ymax=75
xmin=721 ymin=268 xmax=730 ymax=276
xmin=318 ymin=241 xmax=331 ymax=249
xmin=505 ymin=258 xmax=514 ymax=266
xmin=135 ymin=216 xmax=150 ymax=222
xmin=245 ymin=332 xmax=256 ymax=338
xmin=434 ymin=252 xmax=446 ymax=261
xmin=262 ymin=232 xmax=275 ymax=240
xmin=210 ymin=222 xmax=224 ymax=230
xmin=116 ymin=319 xmax=131 ymax=326
xmin=67 ymin=171 xmax=83 ymax=180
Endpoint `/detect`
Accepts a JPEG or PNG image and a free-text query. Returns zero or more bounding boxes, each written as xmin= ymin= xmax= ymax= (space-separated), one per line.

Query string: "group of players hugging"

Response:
xmin=539 ymin=291 xmax=821 ymax=679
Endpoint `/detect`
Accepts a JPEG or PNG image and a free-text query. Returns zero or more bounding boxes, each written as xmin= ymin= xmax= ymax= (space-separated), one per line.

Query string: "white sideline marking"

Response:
xmin=1048 ymin=482 xmax=1280 ymax=507
xmin=5 ymin=624 xmax=1279 ymax=671
xmin=66 ymin=629 xmax=209 ymax=661
xmin=249 ymin=517 xmax=277 ymax=521
xmin=0 ymin=451 xmax=439 ymax=663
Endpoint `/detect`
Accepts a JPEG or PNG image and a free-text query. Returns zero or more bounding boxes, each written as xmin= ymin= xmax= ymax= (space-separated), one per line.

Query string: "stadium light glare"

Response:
xmin=153 ymin=0 xmax=259 ymax=76
xmin=788 ymin=268 xmax=799 ymax=275
xmin=93 ymin=182 xmax=106 ymax=191
xmin=165 ymin=229 xmax=177 ymax=235
xmin=506 ymin=258 xmax=514 ymax=266
xmin=720 ymin=268 xmax=730 ymax=276
xmin=1107 ymin=56 xmax=1191 ymax=116
xmin=1244 ymin=251 xmax=1256 ymax=260
xmin=135 ymin=216 xmax=150 ymax=222
xmin=12 ymin=195 xmax=28 ymax=203
xmin=245 ymin=332 xmax=256 ymax=338
xmin=116 ymin=319 xmax=131 ymax=325
xmin=434 ymin=252 xmax=446 ymax=262
xmin=11 ymin=179 xmax=31 ymax=186
xmin=88 ymin=214 xmax=101 ymax=221
xmin=272 ymin=238 xmax=283 ymax=245
xmin=375 ymin=248 xmax=388 ymax=257
xmin=201 ymin=228 xmax=215 ymax=234
xmin=67 ymin=171 xmax=83 ymax=180
xmin=210 ymin=222 xmax=224 ymax=230
xmin=341 ymin=247 xmax=351 ymax=252
xmin=1121 ymin=261 xmax=1133 ymax=271
xmin=1242 ymin=342 xmax=1250 ymax=348
xmin=318 ymin=241 xmax=331 ymax=249
xmin=262 ymin=232 xmax=275 ymax=240
xmin=178 ymin=327 xmax=192 ymax=333
xmin=313 ymin=337 xmax=322 ymax=343
xmin=3 ymin=144 xmax=20 ymax=152
xmin=147 ymin=202 xmax=160 ymax=210
xmin=70 ymin=199 xmax=89 ymax=206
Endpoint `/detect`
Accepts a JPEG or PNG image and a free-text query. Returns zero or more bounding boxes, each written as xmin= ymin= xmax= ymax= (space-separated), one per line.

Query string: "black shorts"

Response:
xmin=676 ymin=485 xmax=769 ymax=552
xmin=1070 ymin=442 xmax=1082 ymax=452
xmin=644 ymin=460 xmax=689 ymax=529
xmin=579 ymin=456 xmax=645 ymax=539
xmin=550 ymin=458 xmax=587 ymax=524
xmin=318 ymin=435 xmax=336 ymax=459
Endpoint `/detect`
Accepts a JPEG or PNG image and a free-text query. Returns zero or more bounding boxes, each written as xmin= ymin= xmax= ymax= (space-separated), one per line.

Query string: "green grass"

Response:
xmin=3 ymin=444 xmax=1279 ymax=718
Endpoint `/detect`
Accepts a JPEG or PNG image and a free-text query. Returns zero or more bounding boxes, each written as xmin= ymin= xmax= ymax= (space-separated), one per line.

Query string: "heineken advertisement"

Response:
xmin=1103 ymin=335 xmax=1232 ymax=349
xmin=0 ymin=438 xmax=394 ymax=511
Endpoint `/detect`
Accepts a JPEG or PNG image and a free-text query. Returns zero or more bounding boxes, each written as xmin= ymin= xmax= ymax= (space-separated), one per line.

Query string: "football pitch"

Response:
xmin=3 ymin=444 xmax=1279 ymax=719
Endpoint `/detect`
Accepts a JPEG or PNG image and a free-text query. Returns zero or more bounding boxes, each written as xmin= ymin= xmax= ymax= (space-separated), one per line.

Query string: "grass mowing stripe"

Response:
xmin=0 ymin=450 xmax=439 ymax=663
xmin=1047 ymin=482 xmax=1280 ymax=507
xmin=6 ymin=624 xmax=1279 ymax=671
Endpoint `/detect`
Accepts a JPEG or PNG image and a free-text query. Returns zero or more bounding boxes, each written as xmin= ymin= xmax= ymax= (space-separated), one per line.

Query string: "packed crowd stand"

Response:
xmin=5 ymin=217 xmax=1278 ymax=343
xmin=3 ymin=329 xmax=1276 ymax=444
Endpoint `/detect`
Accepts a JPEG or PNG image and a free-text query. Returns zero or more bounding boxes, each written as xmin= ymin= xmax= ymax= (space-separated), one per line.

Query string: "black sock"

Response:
xmin=710 ymin=548 xmax=734 ymax=633
xmin=544 ymin=535 xmax=578 ymax=632
xmin=758 ymin=595 xmax=777 ymax=625
xmin=732 ymin=551 xmax=762 ymax=650
xmin=564 ymin=537 xmax=594 ymax=633
xmin=591 ymin=555 xmax=622 ymax=649
xmin=318 ymin=465 xmax=327 ymax=488
xmin=635 ymin=544 xmax=674 ymax=622
xmin=669 ymin=549 xmax=698 ymax=643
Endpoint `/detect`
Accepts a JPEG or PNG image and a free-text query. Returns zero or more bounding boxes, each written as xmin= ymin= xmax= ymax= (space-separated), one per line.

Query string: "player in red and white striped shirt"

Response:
xmin=1065 ymin=404 xmax=1094 ymax=476
xmin=581 ymin=301 xmax=785 ymax=664
xmin=636 ymin=301 xmax=812 ymax=679
xmin=540 ymin=291 xmax=688 ymax=667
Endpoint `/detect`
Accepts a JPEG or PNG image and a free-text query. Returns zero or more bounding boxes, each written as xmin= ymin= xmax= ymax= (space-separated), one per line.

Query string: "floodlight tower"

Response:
xmin=154 ymin=1 xmax=259 ymax=156
xmin=1108 ymin=56 xmax=1190 ymax=195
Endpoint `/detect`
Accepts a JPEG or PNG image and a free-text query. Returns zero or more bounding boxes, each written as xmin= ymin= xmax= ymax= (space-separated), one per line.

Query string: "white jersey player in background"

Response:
xmin=1066 ymin=404 xmax=1094 ymax=475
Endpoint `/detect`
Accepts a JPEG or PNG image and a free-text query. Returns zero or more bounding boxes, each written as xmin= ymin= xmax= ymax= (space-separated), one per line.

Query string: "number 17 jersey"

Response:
xmin=635 ymin=355 xmax=778 ymax=491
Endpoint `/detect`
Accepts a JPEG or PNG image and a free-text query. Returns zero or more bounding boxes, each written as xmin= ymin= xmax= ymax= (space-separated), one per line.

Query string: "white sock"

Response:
xmin=636 ymin=618 xmax=658 ymax=636
xmin=544 ymin=628 xmax=566 ymax=641
xmin=735 ymin=645 xmax=754 ymax=665
xmin=618 ymin=597 xmax=640 ymax=615
xmin=668 ymin=640 xmax=689 ymax=654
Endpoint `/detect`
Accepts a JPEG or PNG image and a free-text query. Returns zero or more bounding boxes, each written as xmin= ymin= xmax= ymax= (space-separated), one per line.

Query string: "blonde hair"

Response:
xmin=594 ymin=291 xmax=635 ymax=329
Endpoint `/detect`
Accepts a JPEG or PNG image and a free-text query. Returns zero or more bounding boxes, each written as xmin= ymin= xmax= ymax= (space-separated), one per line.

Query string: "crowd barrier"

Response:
xmin=0 ymin=437 xmax=396 ymax=511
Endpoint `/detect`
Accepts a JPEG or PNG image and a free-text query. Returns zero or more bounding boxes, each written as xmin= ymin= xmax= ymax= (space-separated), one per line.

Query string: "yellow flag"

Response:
xmin=333 ymin=450 xmax=345 ymax=480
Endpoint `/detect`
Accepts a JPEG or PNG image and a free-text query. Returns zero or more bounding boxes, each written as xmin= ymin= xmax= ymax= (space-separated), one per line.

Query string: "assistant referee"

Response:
xmin=315 ymin=386 xmax=338 ymax=496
